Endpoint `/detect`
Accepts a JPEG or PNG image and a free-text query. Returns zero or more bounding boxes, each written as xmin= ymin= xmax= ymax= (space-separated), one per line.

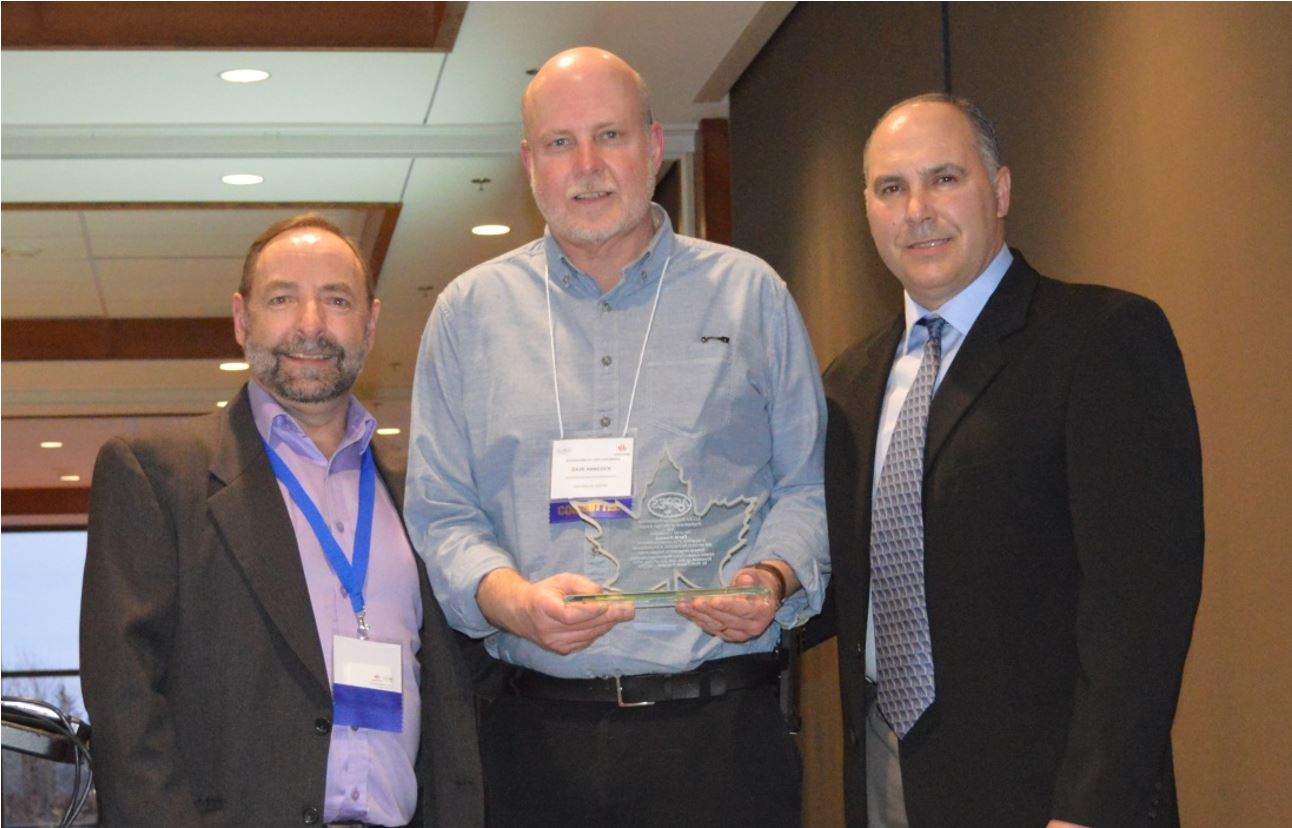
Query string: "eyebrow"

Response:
xmin=870 ymin=163 xmax=969 ymax=190
xmin=927 ymin=162 xmax=969 ymax=178
xmin=260 ymin=279 xmax=357 ymax=295
xmin=540 ymin=120 xmax=630 ymax=140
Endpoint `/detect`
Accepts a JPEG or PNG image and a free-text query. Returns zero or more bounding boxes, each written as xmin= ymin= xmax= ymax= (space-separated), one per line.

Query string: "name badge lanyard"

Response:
xmin=544 ymin=255 xmax=672 ymax=439
xmin=264 ymin=442 xmax=376 ymax=640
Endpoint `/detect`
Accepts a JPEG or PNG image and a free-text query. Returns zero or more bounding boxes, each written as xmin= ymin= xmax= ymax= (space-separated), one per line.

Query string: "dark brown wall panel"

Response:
xmin=731 ymin=2 xmax=944 ymax=369
xmin=729 ymin=7 xmax=945 ymax=825
xmin=729 ymin=2 xmax=1292 ymax=825
xmin=696 ymin=118 xmax=733 ymax=245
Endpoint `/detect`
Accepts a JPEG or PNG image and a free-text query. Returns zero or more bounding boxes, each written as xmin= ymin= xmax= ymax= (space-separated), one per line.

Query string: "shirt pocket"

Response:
xmin=639 ymin=350 xmax=735 ymax=436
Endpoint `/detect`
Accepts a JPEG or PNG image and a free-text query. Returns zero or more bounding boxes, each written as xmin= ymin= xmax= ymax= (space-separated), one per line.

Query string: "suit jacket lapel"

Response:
xmin=207 ymin=386 xmax=331 ymax=694
xmin=849 ymin=318 xmax=905 ymax=536
xmin=925 ymin=255 xmax=1037 ymax=471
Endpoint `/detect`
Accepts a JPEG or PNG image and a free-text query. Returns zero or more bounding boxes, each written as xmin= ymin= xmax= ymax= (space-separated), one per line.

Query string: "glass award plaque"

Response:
xmin=564 ymin=454 xmax=769 ymax=608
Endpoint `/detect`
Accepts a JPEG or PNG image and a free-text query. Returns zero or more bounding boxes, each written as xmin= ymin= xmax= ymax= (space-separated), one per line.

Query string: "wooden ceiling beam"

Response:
xmin=1 ymin=487 xmax=89 ymax=517
xmin=1 ymin=2 xmax=466 ymax=51
xmin=3 ymin=318 xmax=240 ymax=361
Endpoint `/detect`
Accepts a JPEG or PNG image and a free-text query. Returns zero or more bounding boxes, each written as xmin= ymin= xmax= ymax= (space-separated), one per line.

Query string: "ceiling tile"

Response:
xmin=0 ymin=255 xmax=101 ymax=318
xmin=1 ymin=158 xmax=413 ymax=203
xmin=96 ymin=257 xmax=242 ymax=317
xmin=1 ymin=51 xmax=444 ymax=126
xmin=0 ymin=210 xmax=86 ymax=238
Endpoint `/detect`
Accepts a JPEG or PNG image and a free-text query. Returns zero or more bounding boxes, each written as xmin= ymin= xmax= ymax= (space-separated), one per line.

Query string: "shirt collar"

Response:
xmin=247 ymin=380 xmax=375 ymax=463
xmin=542 ymin=203 xmax=677 ymax=297
xmin=900 ymin=244 xmax=1013 ymax=351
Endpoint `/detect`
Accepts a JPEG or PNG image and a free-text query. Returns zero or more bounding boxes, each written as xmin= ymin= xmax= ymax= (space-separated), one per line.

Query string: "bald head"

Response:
xmin=522 ymin=47 xmax=653 ymax=140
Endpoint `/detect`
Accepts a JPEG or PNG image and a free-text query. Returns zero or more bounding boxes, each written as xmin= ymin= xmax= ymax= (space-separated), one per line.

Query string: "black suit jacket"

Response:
xmin=822 ymin=253 xmax=1203 ymax=827
xmin=81 ymin=385 xmax=484 ymax=827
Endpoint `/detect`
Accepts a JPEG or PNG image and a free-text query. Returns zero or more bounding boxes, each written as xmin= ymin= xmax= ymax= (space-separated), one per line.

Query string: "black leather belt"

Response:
xmin=509 ymin=653 xmax=783 ymax=707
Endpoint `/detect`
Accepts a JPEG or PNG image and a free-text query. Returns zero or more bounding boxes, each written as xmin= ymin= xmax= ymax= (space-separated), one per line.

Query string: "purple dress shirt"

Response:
xmin=249 ymin=382 xmax=422 ymax=826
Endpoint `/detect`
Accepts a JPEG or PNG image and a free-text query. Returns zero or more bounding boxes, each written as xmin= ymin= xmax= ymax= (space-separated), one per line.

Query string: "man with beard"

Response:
xmin=404 ymin=48 xmax=827 ymax=826
xmin=80 ymin=214 xmax=484 ymax=827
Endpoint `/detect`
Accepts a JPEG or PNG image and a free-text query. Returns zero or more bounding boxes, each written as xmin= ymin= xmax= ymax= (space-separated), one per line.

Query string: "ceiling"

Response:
xmin=0 ymin=1 xmax=794 ymax=527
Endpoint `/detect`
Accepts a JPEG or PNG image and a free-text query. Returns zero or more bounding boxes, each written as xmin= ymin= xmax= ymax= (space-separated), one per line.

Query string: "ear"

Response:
xmin=232 ymin=292 xmax=248 ymax=347
xmin=648 ymin=121 xmax=665 ymax=176
xmin=520 ymin=138 xmax=533 ymax=177
xmin=365 ymin=297 xmax=381 ymax=347
xmin=993 ymin=165 xmax=1012 ymax=218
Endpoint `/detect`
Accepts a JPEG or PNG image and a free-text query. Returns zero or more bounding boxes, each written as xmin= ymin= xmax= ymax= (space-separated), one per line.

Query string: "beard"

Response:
xmin=244 ymin=331 xmax=367 ymax=405
xmin=532 ymin=168 xmax=657 ymax=248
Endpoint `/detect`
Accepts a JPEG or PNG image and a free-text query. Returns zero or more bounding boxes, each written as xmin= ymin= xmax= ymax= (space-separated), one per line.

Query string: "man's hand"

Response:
xmin=476 ymin=568 xmax=634 ymax=655
xmin=1047 ymin=821 xmax=1092 ymax=828
xmin=675 ymin=560 xmax=798 ymax=643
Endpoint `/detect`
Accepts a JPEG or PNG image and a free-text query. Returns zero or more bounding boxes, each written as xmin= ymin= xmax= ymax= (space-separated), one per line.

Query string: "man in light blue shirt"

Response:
xmin=405 ymin=47 xmax=827 ymax=826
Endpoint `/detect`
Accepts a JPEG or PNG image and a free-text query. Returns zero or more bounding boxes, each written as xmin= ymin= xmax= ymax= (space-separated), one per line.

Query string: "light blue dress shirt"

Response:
xmin=405 ymin=205 xmax=828 ymax=679
xmin=249 ymin=382 xmax=421 ymax=826
xmin=864 ymin=245 xmax=1013 ymax=680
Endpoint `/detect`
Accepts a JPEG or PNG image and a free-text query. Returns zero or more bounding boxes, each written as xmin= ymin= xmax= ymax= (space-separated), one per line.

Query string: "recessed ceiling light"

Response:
xmin=40 ymin=441 xmax=63 ymax=449
xmin=219 ymin=362 xmax=250 ymax=372
xmin=376 ymin=427 xmax=402 ymax=436
xmin=220 ymin=68 xmax=270 ymax=84
xmin=472 ymin=224 xmax=511 ymax=236
xmin=60 ymin=474 xmax=82 ymax=482
xmin=221 ymin=173 xmax=264 ymax=186
xmin=216 ymin=401 xmax=229 ymax=408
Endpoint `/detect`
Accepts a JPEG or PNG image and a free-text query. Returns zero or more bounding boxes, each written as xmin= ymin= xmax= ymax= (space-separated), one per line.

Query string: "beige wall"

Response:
xmin=732 ymin=3 xmax=1292 ymax=825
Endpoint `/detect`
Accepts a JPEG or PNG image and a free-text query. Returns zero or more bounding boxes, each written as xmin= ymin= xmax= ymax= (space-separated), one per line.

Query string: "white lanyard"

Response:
xmin=544 ymin=256 xmax=671 ymax=439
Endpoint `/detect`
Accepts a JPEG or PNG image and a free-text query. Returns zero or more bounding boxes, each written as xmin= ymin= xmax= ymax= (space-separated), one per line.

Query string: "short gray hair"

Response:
xmin=864 ymin=92 xmax=1002 ymax=180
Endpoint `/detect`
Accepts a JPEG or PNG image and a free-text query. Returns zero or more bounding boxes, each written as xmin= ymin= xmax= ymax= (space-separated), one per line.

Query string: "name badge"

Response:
xmin=332 ymin=635 xmax=402 ymax=733
xmin=550 ymin=437 xmax=635 ymax=523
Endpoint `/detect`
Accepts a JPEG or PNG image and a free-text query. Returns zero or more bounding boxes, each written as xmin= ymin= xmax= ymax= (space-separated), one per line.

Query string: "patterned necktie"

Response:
xmin=872 ymin=315 xmax=946 ymax=737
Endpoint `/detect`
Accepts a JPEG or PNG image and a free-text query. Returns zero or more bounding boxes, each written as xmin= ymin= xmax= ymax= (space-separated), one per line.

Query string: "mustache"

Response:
xmin=271 ymin=334 xmax=344 ymax=360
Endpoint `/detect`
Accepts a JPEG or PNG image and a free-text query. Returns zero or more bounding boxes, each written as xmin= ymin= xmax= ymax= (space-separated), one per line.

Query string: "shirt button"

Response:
xmin=601 ymin=302 xmax=611 ymax=312
xmin=600 ymin=416 xmax=611 ymax=428
xmin=333 ymin=520 xmax=344 ymax=533
xmin=351 ymin=788 xmax=361 ymax=801
xmin=640 ymin=271 xmax=648 ymax=281
xmin=562 ymin=275 xmax=571 ymax=287
xmin=601 ymin=355 xmax=612 ymax=366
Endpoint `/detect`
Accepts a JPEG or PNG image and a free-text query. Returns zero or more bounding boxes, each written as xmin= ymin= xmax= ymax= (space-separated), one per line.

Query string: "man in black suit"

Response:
xmin=823 ymin=94 xmax=1203 ymax=827
xmin=80 ymin=215 xmax=484 ymax=827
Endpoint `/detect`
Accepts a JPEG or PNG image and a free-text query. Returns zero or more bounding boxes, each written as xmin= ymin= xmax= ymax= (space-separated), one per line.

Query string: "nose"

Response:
xmin=575 ymin=141 xmax=603 ymax=174
xmin=904 ymin=186 xmax=932 ymax=224
xmin=296 ymin=298 xmax=325 ymax=333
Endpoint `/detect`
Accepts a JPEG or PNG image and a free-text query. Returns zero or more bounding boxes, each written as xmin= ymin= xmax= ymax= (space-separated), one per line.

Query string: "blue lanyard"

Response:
xmin=264 ymin=441 xmax=376 ymax=638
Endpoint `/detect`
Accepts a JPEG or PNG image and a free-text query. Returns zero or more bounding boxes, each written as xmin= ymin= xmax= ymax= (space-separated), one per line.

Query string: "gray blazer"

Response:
xmin=81 ymin=385 xmax=484 ymax=827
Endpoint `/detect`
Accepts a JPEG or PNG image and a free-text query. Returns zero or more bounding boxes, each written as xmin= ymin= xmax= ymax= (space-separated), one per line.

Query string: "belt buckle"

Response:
xmin=614 ymin=675 xmax=654 ymax=708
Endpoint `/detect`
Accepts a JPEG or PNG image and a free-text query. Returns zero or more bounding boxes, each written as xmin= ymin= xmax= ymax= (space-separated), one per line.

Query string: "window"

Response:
xmin=2 ymin=529 xmax=97 ymax=825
